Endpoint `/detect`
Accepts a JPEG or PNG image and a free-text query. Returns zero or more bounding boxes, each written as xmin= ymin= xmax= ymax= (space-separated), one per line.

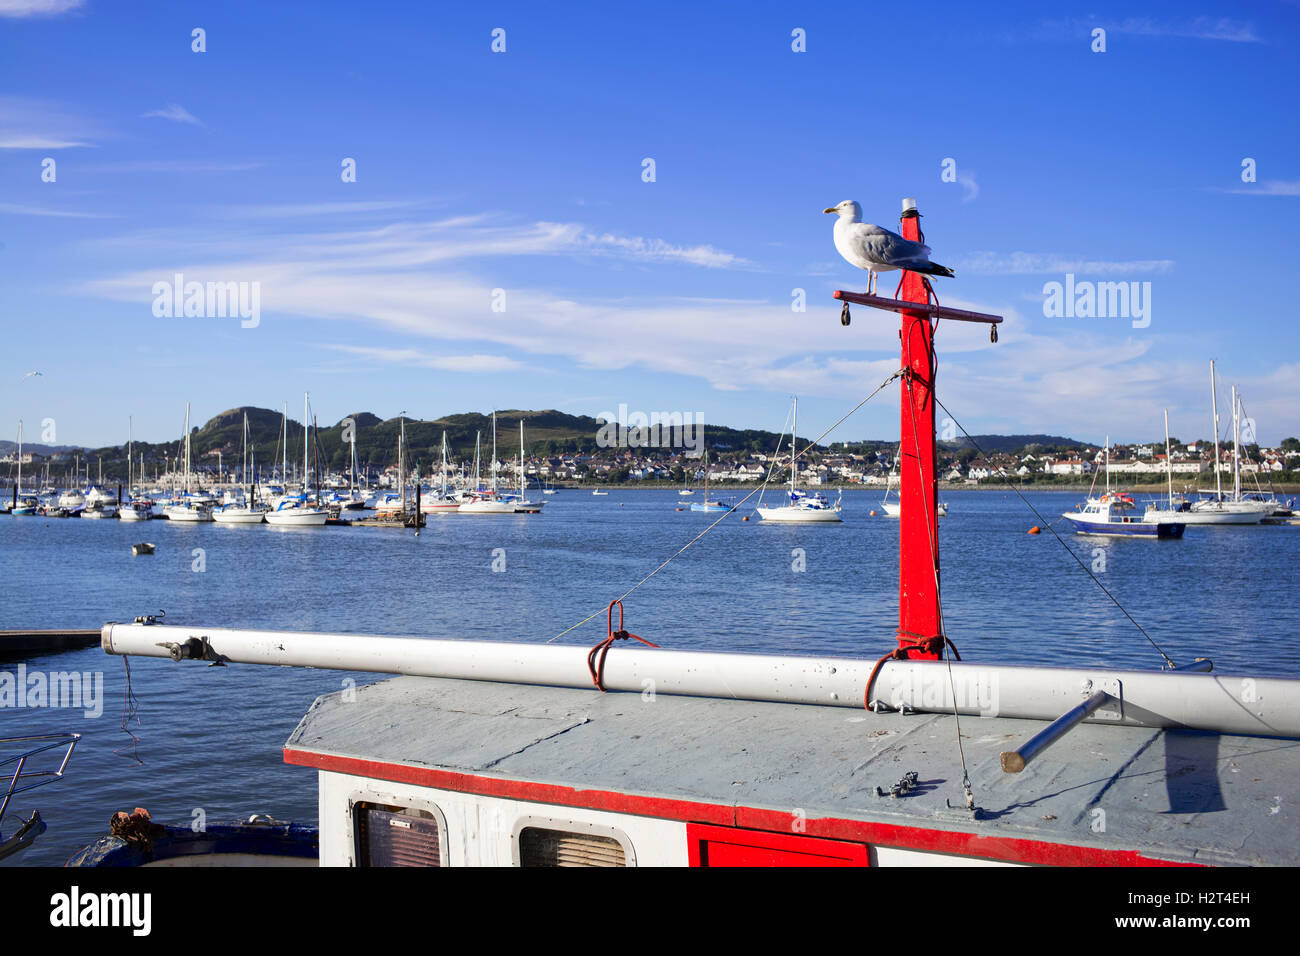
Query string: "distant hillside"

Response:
xmin=6 ymin=412 xmax=1095 ymax=480
xmin=940 ymin=434 xmax=1090 ymax=455
xmin=57 ymin=407 xmax=827 ymax=477
xmin=0 ymin=441 xmax=82 ymax=456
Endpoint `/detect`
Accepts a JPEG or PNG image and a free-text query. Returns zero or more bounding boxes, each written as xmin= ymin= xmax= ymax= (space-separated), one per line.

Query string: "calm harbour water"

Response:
xmin=3 ymin=488 xmax=1298 ymax=865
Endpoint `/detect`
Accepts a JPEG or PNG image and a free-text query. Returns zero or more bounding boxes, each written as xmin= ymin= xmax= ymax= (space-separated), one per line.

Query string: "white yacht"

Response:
xmin=118 ymin=499 xmax=154 ymax=522
xmin=756 ymin=399 xmax=842 ymax=523
xmin=81 ymin=486 xmax=118 ymax=518
xmin=214 ymin=415 xmax=268 ymax=523
xmin=264 ymin=396 xmax=328 ymax=526
xmin=1157 ymin=366 xmax=1266 ymax=525
xmin=264 ymin=497 xmax=327 ymax=525
xmin=163 ymin=404 xmax=213 ymax=521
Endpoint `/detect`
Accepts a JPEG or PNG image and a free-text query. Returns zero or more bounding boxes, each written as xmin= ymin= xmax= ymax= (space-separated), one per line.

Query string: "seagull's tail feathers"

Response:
xmin=915 ymin=261 xmax=955 ymax=278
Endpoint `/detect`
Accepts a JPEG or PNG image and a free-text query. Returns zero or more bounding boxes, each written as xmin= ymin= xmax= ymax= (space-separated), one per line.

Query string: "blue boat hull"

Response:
xmin=66 ymin=821 xmax=318 ymax=866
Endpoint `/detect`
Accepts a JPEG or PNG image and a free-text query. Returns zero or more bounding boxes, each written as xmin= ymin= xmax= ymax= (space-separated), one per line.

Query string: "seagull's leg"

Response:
xmin=867 ymin=271 xmax=876 ymax=296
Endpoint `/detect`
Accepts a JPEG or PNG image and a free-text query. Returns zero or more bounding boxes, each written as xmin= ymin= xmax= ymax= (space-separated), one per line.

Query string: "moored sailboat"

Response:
xmin=162 ymin=404 xmax=213 ymax=522
xmin=688 ymin=450 xmax=734 ymax=512
xmin=756 ymin=398 xmax=842 ymax=523
xmin=213 ymin=414 xmax=268 ymax=524
xmin=264 ymin=395 xmax=327 ymax=526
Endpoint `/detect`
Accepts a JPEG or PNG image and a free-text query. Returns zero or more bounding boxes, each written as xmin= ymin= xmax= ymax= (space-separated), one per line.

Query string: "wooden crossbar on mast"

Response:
xmin=832 ymin=290 xmax=1003 ymax=327
xmin=833 ymin=197 xmax=1003 ymax=660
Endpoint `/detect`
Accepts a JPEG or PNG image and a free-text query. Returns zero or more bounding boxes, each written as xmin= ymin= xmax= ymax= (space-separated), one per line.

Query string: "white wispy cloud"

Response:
xmin=587 ymin=233 xmax=746 ymax=268
xmin=320 ymin=345 xmax=525 ymax=373
xmin=0 ymin=96 xmax=101 ymax=149
xmin=216 ymin=200 xmax=427 ymax=219
xmin=1106 ymin=17 xmax=1262 ymax=43
xmin=89 ymin=160 xmax=262 ymax=174
xmin=955 ymin=252 xmax=1175 ymax=276
xmin=142 ymin=104 xmax=203 ymax=126
xmin=77 ymin=213 xmax=1297 ymax=437
xmin=0 ymin=0 xmax=85 ymax=17
xmin=85 ymin=214 xmax=749 ymax=272
xmin=0 ymin=134 xmax=91 ymax=148
xmin=1033 ymin=17 xmax=1263 ymax=44
xmin=957 ymin=170 xmax=979 ymax=204
xmin=0 ymin=202 xmax=117 ymax=219
xmin=1221 ymin=180 xmax=1300 ymax=196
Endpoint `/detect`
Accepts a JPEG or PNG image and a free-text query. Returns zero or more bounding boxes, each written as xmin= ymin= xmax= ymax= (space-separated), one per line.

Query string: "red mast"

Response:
xmin=896 ymin=199 xmax=941 ymax=657
xmin=832 ymin=198 xmax=1002 ymax=662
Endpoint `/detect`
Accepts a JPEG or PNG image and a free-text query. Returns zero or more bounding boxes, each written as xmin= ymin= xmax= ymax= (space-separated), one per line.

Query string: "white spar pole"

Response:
xmin=100 ymin=622 xmax=1300 ymax=739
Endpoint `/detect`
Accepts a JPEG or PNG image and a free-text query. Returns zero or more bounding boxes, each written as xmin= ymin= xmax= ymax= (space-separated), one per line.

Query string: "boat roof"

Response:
xmin=285 ymin=674 xmax=1300 ymax=866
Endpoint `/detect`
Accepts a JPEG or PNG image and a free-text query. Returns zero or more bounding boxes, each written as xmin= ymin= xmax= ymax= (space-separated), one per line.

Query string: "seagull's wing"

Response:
xmin=847 ymin=224 xmax=934 ymax=268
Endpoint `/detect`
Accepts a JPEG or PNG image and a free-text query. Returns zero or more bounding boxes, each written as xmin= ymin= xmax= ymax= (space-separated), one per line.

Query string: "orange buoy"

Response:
xmin=1028 ymin=526 xmax=1041 ymax=534
xmin=869 ymin=509 xmax=876 ymax=516
xmin=675 ymin=507 xmax=684 ymax=511
xmin=742 ymin=515 xmax=749 ymax=521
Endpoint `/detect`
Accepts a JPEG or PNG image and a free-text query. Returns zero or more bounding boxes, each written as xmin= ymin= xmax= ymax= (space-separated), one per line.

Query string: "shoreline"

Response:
xmin=555 ymin=483 xmax=1300 ymax=494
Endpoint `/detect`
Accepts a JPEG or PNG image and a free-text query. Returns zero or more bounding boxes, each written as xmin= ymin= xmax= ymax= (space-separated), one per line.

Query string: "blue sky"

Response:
xmin=2 ymin=0 xmax=1298 ymax=449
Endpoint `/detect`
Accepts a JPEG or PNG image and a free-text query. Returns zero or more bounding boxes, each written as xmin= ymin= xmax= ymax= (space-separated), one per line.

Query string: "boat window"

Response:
xmin=518 ymin=827 xmax=627 ymax=867
xmin=354 ymin=803 xmax=443 ymax=867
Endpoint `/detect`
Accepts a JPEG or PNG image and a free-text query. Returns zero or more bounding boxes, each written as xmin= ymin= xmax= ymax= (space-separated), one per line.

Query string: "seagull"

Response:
xmin=824 ymin=200 xmax=954 ymax=296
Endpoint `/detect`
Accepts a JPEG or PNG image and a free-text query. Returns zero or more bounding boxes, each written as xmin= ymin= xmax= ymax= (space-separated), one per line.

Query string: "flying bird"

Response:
xmin=824 ymin=200 xmax=954 ymax=296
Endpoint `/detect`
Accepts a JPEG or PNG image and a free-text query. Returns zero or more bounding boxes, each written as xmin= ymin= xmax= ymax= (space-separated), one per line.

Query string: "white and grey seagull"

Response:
xmin=824 ymin=200 xmax=954 ymax=296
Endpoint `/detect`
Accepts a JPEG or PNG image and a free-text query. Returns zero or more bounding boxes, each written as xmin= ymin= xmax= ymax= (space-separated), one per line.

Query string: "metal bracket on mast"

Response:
xmin=155 ymin=635 xmax=228 ymax=666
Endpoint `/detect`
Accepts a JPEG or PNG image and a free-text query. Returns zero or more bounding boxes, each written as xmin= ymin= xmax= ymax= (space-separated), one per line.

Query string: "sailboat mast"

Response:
xmin=1210 ymin=360 xmax=1222 ymax=500
xmin=1232 ymin=385 xmax=1241 ymax=502
xmin=441 ymin=432 xmax=448 ymax=497
xmin=1104 ymin=435 xmax=1110 ymax=493
xmin=127 ymin=417 xmax=132 ymax=496
xmin=184 ymin=403 xmax=191 ymax=495
xmin=16 ymin=420 xmax=21 ymax=495
xmin=519 ymin=420 xmax=525 ymax=498
xmin=303 ymin=393 xmax=310 ymax=498
xmin=491 ymin=411 xmax=498 ymax=494
xmin=281 ymin=402 xmax=288 ymax=488
xmin=1164 ymin=409 xmax=1174 ymax=508
xmin=350 ymin=426 xmax=357 ymax=497
xmin=791 ymin=397 xmax=797 ymax=494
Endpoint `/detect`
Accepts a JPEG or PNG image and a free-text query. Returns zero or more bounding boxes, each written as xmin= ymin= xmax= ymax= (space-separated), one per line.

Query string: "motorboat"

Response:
xmin=1066 ymin=492 xmax=1184 ymax=538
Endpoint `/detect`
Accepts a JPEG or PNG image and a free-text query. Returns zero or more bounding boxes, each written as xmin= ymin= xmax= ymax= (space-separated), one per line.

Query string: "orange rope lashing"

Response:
xmin=587 ymin=600 xmax=658 ymax=692
xmin=863 ymin=632 xmax=961 ymax=711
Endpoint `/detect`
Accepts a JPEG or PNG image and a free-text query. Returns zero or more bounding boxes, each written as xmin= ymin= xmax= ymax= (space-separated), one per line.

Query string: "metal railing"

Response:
xmin=0 ymin=733 xmax=80 ymax=826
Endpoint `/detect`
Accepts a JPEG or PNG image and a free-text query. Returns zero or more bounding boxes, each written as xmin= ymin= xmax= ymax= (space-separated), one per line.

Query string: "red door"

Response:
xmin=687 ymin=824 xmax=869 ymax=867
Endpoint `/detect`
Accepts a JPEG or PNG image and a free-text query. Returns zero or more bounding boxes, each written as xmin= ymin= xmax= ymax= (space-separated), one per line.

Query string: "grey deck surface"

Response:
xmin=287 ymin=676 xmax=1300 ymax=866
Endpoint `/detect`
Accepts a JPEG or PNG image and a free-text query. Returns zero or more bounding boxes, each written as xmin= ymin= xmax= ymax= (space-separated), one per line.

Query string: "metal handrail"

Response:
xmin=0 ymin=733 xmax=80 ymax=825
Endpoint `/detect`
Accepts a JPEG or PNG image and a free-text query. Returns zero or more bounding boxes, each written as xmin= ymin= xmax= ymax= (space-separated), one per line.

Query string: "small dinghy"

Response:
xmin=131 ymin=542 xmax=156 ymax=555
xmin=67 ymin=810 xmax=318 ymax=867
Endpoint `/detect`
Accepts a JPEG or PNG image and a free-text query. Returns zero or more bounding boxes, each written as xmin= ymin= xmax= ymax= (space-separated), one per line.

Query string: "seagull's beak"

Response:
xmin=822 ymin=207 xmax=837 ymax=214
